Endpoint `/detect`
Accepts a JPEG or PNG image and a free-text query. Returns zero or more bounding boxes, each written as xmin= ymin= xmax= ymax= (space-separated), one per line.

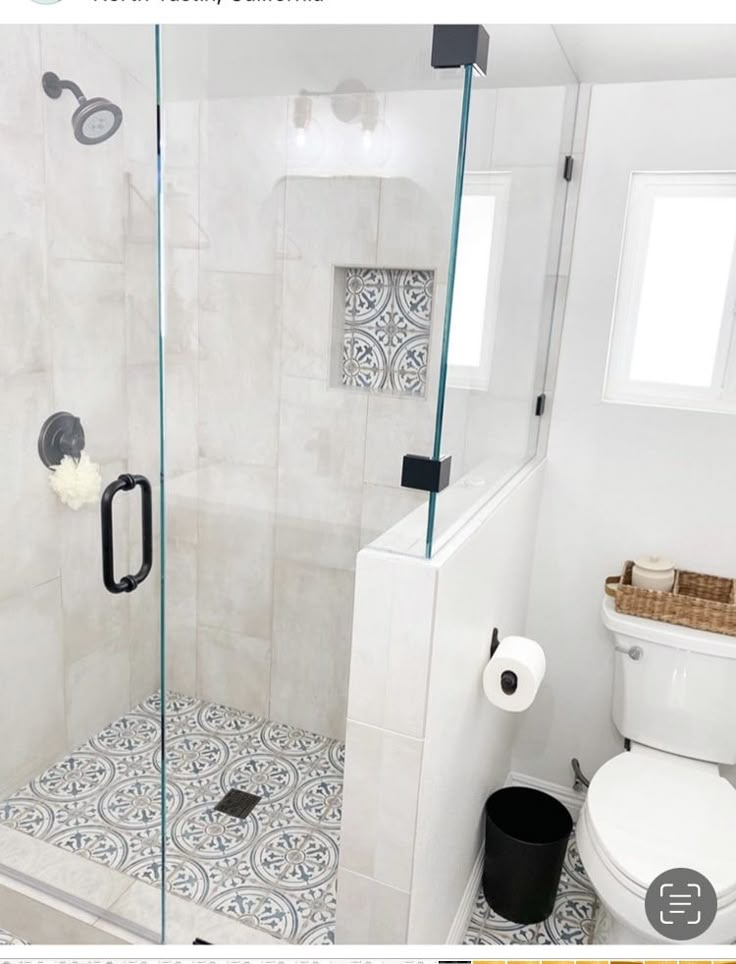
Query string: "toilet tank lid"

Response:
xmin=587 ymin=750 xmax=736 ymax=899
xmin=601 ymin=596 xmax=736 ymax=658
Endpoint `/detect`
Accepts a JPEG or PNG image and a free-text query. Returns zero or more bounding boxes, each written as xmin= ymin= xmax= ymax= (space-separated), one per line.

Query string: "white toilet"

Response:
xmin=576 ymin=596 xmax=736 ymax=943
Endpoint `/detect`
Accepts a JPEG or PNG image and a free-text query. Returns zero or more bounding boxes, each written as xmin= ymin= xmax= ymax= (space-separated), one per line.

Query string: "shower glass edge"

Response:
xmin=154 ymin=22 xmax=168 ymax=945
xmin=426 ymin=63 xmax=474 ymax=559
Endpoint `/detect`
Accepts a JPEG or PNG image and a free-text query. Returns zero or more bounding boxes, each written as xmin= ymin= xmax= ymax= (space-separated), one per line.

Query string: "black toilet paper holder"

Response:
xmin=490 ymin=627 xmax=518 ymax=696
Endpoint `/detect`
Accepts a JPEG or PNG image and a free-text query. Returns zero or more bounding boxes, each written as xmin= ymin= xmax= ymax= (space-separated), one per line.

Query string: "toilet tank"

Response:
xmin=602 ymin=597 xmax=736 ymax=764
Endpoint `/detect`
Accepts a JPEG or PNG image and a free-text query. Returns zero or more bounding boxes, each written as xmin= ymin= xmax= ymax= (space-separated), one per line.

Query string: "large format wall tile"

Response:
xmin=271 ymin=560 xmax=354 ymax=740
xmin=0 ymin=126 xmax=45 ymax=244
xmin=278 ymin=374 xmax=368 ymax=484
xmin=197 ymin=625 xmax=271 ymax=717
xmin=197 ymin=462 xmax=276 ymax=640
xmin=348 ymin=552 xmax=436 ymax=738
xmin=280 ymin=177 xmax=380 ymax=381
xmin=359 ymin=483 xmax=426 ymax=549
xmin=0 ymin=239 xmax=45 ymax=378
xmin=165 ymin=247 xmax=199 ymax=358
xmin=275 ymin=375 xmax=368 ymax=574
xmin=340 ymin=720 xmax=423 ymax=891
xmin=124 ymin=241 xmax=158 ymax=367
xmin=363 ymin=392 xmax=434 ymax=489
xmin=166 ymin=538 xmax=197 ymax=696
xmin=41 ymin=28 xmax=125 ymax=264
xmin=65 ymin=645 xmax=131 ymax=749
xmin=0 ymin=27 xmax=42 ymax=134
xmin=49 ymin=259 xmax=128 ymax=466
xmin=199 ymin=271 xmax=280 ymax=468
xmin=0 ymin=580 xmax=66 ymax=797
xmin=276 ymin=470 xmax=363 ymax=573
xmin=0 ymin=25 xmax=163 ymax=784
xmin=200 ymin=96 xmax=287 ymax=276
xmin=335 ymin=867 xmax=409 ymax=944
xmin=0 ymin=372 xmax=60 ymax=602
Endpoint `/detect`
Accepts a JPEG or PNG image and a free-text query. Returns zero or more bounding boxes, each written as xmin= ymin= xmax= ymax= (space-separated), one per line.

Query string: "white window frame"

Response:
xmin=447 ymin=171 xmax=511 ymax=391
xmin=604 ymin=171 xmax=736 ymax=414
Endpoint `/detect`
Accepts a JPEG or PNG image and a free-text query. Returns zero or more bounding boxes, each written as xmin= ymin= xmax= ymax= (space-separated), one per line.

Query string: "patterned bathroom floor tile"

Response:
xmin=465 ymin=829 xmax=598 ymax=946
xmin=0 ymin=926 xmax=28 ymax=945
xmin=0 ymin=691 xmax=344 ymax=945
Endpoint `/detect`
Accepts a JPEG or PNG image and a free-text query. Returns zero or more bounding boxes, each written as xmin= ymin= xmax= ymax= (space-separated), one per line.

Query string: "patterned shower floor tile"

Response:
xmin=464 ymin=830 xmax=598 ymax=945
xmin=0 ymin=926 xmax=28 ymax=945
xmin=0 ymin=692 xmax=344 ymax=945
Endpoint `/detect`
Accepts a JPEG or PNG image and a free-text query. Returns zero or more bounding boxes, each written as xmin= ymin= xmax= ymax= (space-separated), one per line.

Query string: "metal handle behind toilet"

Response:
xmin=615 ymin=644 xmax=643 ymax=660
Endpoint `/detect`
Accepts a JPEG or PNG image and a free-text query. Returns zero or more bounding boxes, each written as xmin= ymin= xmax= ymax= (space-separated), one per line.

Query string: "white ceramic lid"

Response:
xmin=602 ymin=596 xmax=736 ymax=658
xmin=586 ymin=750 xmax=736 ymax=901
xmin=633 ymin=555 xmax=674 ymax=572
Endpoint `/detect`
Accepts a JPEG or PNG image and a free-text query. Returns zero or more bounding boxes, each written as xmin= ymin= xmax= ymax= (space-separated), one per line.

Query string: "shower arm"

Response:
xmin=42 ymin=72 xmax=87 ymax=105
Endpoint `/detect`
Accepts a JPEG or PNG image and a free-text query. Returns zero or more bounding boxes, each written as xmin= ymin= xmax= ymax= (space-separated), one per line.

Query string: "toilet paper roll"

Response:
xmin=482 ymin=635 xmax=546 ymax=712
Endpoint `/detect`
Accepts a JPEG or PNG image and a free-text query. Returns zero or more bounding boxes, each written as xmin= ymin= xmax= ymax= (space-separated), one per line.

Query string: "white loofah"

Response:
xmin=49 ymin=452 xmax=102 ymax=510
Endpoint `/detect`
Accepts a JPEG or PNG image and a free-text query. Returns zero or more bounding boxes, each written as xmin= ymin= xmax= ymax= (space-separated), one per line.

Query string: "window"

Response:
xmin=447 ymin=172 xmax=510 ymax=390
xmin=605 ymin=172 xmax=736 ymax=413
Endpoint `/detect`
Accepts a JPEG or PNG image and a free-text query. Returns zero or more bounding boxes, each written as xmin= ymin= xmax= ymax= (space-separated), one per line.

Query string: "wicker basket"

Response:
xmin=605 ymin=560 xmax=736 ymax=637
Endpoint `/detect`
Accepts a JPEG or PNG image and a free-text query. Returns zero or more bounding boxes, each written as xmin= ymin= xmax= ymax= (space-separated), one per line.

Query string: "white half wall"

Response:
xmin=336 ymin=461 xmax=545 ymax=943
xmin=514 ymin=78 xmax=736 ymax=790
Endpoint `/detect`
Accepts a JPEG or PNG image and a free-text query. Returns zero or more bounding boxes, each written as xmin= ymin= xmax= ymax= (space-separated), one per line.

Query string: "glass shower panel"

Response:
xmin=158 ymin=24 xmax=469 ymax=943
xmin=0 ymin=25 xmax=164 ymax=944
xmin=427 ymin=28 xmax=579 ymax=554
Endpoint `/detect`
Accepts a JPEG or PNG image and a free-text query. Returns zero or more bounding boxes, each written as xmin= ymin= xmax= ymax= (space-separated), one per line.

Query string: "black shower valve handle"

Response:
xmin=37 ymin=411 xmax=87 ymax=469
xmin=61 ymin=416 xmax=84 ymax=462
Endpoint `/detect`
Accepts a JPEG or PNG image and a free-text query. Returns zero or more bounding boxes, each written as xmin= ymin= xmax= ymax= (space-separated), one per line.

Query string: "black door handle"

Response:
xmin=101 ymin=474 xmax=153 ymax=594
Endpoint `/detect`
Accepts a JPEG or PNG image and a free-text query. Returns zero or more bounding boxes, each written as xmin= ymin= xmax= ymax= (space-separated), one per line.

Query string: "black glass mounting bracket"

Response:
xmin=401 ymin=454 xmax=452 ymax=494
xmin=431 ymin=25 xmax=490 ymax=76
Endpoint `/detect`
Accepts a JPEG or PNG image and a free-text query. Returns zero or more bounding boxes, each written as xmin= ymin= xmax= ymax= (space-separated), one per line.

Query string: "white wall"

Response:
xmin=514 ymin=78 xmax=736 ymax=789
xmin=337 ymin=462 xmax=544 ymax=943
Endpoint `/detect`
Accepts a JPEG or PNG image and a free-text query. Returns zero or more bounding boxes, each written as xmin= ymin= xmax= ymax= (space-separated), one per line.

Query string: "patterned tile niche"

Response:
xmin=340 ymin=267 xmax=435 ymax=397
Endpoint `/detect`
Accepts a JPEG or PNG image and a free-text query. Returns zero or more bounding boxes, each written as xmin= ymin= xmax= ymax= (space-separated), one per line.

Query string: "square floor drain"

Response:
xmin=215 ymin=789 xmax=261 ymax=820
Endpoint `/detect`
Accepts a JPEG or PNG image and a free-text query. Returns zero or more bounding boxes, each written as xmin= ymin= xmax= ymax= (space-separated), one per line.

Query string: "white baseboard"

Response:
xmin=506 ymin=770 xmax=586 ymax=820
xmin=446 ymin=845 xmax=484 ymax=944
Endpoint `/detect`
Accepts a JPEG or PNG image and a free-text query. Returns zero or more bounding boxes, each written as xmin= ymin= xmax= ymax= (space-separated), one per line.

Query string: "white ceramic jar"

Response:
xmin=631 ymin=555 xmax=676 ymax=592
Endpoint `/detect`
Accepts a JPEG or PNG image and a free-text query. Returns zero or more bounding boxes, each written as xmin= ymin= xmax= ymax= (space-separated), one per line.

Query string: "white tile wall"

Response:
xmin=0 ymin=581 xmax=66 ymax=798
xmin=335 ymin=868 xmax=411 ymax=944
xmin=340 ymin=720 xmax=423 ymax=891
xmin=0 ymin=25 xmax=161 ymax=795
xmin=337 ymin=463 xmax=545 ymax=943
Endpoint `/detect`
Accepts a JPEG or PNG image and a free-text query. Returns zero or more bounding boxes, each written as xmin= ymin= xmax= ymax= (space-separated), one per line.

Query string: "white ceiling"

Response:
xmin=554 ymin=24 xmax=736 ymax=83
xmin=88 ymin=24 xmax=736 ymax=101
xmin=160 ymin=25 xmax=576 ymax=100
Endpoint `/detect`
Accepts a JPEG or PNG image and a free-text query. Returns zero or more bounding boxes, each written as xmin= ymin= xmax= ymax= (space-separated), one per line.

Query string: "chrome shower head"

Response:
xmin=42 ymin=71 xmax=123 ymax=145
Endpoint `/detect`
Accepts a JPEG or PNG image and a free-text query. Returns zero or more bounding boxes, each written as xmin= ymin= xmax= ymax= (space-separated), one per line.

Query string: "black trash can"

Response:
xmin=483 ymin=786 xmax=573 ymax=924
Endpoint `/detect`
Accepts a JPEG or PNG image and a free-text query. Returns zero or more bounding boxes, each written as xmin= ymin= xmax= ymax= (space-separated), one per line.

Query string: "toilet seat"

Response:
xmin=585 ymin=748 xmax=736 ymax=905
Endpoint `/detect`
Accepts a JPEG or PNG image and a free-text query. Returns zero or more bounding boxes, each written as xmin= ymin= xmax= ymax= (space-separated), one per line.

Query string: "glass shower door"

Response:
xmin=156 ymin=23 xmax=474 ymax=945
xmin=0 ymin=24 xmax=164 ymax=944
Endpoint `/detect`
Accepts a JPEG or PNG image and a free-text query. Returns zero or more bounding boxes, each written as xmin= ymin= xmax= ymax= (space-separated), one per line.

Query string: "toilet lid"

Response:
xmin=586 ymin=750 xmax=736 ymax=901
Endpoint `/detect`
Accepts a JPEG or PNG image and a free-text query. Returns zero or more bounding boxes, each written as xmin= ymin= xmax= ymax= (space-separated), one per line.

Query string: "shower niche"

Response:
xmin=332 ymin=265 xmax=436 ymax=397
